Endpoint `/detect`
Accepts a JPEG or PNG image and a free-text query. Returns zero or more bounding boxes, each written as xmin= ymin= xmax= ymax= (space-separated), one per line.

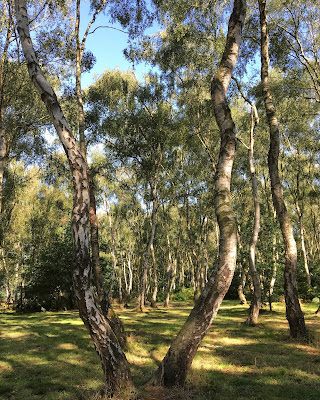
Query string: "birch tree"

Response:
xmin=14 ymin=0 xmax=134 ymax=396
xmin=258 ymin=0 xmax=309 ymax=340
xmin=148 ymin=0 xmax=246 ymax=387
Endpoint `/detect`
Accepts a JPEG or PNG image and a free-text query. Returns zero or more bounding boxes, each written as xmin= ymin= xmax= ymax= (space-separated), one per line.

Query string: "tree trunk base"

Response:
xmin=150 ymin=300 xmax=158 ymax=308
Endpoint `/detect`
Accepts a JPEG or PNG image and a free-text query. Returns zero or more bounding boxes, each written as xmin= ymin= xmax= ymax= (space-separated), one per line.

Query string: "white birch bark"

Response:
xmin=15 ymin=0 xmax=133 ymax=394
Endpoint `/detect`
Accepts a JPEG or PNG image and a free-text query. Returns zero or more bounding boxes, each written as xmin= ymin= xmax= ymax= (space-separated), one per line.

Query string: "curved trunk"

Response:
xmin=15 ymin=1 xmax=134 ymax=395
xmin=258 ymin=0 xmax=308 ymax=339
xmin=148 ymin=0 xmax=246 ymax=387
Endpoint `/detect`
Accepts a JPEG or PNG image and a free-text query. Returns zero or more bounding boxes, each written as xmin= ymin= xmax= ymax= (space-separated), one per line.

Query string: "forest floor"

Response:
xmin=0 ymin=300 xmax=320 ymax=400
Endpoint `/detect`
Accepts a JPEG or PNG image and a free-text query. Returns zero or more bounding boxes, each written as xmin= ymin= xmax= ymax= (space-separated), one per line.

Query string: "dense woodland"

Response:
xmin=0 ymin=0 xmax=320 ymax=397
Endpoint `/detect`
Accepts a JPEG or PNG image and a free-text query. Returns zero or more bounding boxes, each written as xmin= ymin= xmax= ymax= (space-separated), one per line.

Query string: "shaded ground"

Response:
xmin=0 ymin=301 xmax=320 ymax=399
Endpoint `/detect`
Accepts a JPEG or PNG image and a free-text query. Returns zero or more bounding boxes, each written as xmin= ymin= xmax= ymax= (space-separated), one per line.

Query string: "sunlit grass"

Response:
xmin=1 ymin=301 xmax=320 ymax=399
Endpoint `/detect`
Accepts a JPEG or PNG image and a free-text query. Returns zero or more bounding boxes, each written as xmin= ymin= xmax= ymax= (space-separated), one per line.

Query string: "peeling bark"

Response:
xmin=15 ymin=0 xmax=134 ymax=395
xmin=258 ymin=0 xmax=308 ymax=340
xmin=148 ymin=0 xmax=246 ymax=387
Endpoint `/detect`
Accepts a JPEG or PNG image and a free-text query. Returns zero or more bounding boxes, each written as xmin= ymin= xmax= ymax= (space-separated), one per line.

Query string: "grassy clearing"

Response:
xmin=0 ymin=301 xmax=320 ymax=399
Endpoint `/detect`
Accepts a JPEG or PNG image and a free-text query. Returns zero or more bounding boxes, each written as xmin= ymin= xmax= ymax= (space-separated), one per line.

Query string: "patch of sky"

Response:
xmin=80 ymin=1 xmax=160 ymax=88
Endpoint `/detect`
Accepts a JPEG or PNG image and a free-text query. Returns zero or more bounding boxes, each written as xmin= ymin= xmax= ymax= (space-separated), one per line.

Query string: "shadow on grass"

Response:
xmin=0 ymin=311 xmax=105 ymax=400
xmin=1 ymin=302 xmax=320 ymax=400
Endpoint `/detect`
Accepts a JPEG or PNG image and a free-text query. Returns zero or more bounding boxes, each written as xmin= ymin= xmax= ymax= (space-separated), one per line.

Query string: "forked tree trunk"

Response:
xmin=148 ymin=0 xmax=246 ymax=387
xmin=258 ymin=0 xmax=308 ymax=339
xmin=15 ymin=1 xmax=134 ymax=395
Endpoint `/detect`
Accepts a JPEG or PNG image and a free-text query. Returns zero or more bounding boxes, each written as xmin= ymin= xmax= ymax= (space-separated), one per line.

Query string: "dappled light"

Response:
xmin=1 ymin=0 xmax=320 ymax=398
xmin=1 ymin=301 xmax=320 ymax=399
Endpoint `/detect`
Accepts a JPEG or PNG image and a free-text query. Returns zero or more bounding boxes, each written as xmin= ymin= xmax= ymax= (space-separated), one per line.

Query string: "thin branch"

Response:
xmin=236 ymin=136 xmax=250 ymax=150
xmin=88 ymin=25 xmax=129 ymax=36
xmin=196 ymin=130 xmax=216 ymax=171
xmin=81 ymin=1 xmax=109 ymax=56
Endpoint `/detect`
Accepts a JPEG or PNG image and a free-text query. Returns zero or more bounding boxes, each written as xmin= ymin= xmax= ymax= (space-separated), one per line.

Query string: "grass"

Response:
xmin=1 ymin=301 xmax=320 ymax=399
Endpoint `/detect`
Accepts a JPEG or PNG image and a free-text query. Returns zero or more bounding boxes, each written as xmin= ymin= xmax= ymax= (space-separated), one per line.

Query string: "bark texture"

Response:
xmin=258 ymin=0 xmax=308 ymax=339
xmin=148 ymin=0 xmax=246 ymax=387
xmin=15 ymin=0 xmax=134 ymax=395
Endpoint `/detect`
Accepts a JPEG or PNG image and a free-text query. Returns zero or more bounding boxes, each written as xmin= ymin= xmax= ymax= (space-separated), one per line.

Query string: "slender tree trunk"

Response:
xmin=295 ymin=202 xmax=311 ymax=288
xmin=148 ymin=0 xmax=246 ymax=387
xmin=237 ymin=228 xmax=247 ymax=304
xmin=268 ymin=234 xmax=278 ymax=311
xmin=245 ymin=106 xmax=262 ymax=325
xmin=164 ymin=233 xmax=178 ymax=308
xmin=232 ymin=78 xmax=262 ymax=322
xmin=138 ymin=184 xmax=158 ymax=312
xmin=15 ymin=1 xmax=134 ymax=395
xmin=1 ymin=248 xmax=11 ymax=307
xmin=150 ymin=243 xmax=158 ymax=308
xmin=238 ymin=264 xmax=248 ymax=305
xmin=258 ymin=0 xmax=308 ymax=339
xmin=0 ymin=117 xmax=6 ymax=215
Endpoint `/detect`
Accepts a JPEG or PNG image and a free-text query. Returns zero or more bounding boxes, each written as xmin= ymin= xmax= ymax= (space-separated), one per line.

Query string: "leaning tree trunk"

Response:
xmin=15 ymin=1 xmax=134 ymax=395
xmin=75 ymin=0 xmax=127 ymax=348
xmin=148 ymin=0 xmax=246 ymax=387
xmin=258 ymin=0 xmax=308 ymax=339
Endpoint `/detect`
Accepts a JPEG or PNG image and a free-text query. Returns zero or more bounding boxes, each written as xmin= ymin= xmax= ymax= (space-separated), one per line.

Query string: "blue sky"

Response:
xmin=80 ymin=1 xmax=156 ymax=88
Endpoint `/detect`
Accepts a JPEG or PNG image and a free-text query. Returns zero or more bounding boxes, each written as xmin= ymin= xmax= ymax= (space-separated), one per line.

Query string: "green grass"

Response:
xmin=1 ymin=301 xmax=320 ymax=399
